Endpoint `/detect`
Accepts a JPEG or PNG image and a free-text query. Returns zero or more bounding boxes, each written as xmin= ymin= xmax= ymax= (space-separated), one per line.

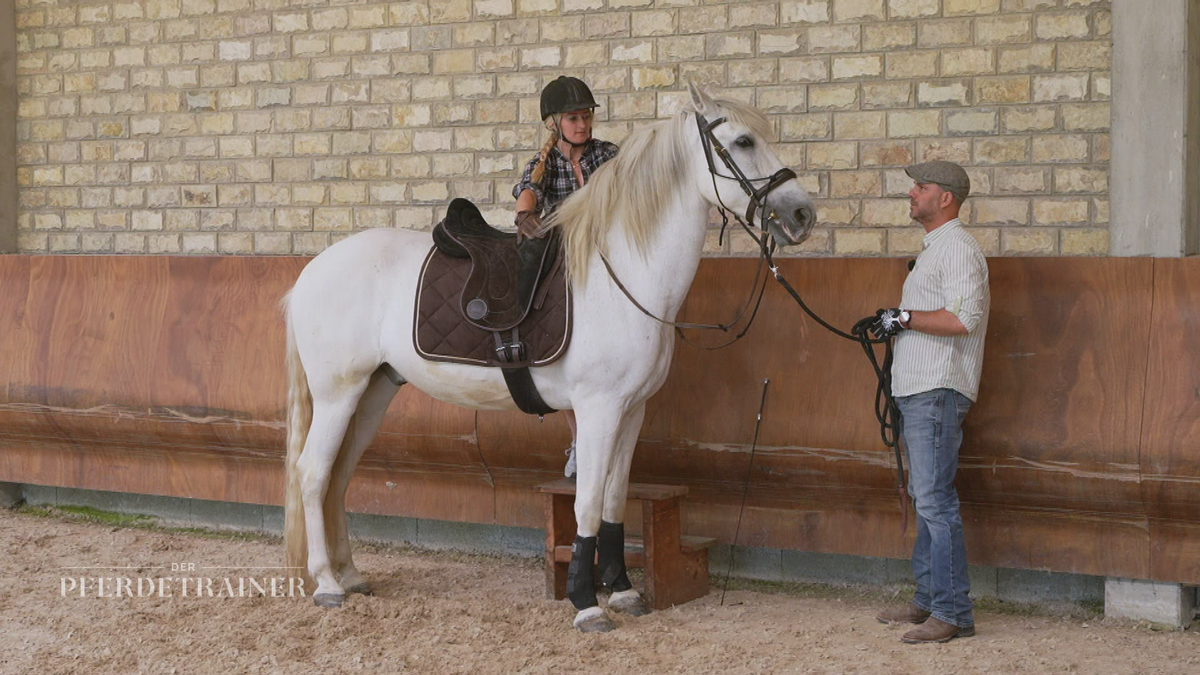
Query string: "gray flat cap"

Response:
xmin=905 ymin=161 xmax=970 ymax=203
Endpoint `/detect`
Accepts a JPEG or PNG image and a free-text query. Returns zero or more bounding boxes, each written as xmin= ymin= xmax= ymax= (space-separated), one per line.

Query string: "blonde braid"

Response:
xmin=530 ymin=116 xmax=560 ymax=186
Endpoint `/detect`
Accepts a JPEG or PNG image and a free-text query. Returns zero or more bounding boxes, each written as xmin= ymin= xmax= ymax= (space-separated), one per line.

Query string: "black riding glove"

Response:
xmin=868 ymin=308 xmax=910 ymax=340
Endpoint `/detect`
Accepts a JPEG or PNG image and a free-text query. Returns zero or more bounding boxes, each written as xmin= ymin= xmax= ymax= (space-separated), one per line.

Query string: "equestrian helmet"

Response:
xmin=540 ymin=76 xmax=599 ymax=120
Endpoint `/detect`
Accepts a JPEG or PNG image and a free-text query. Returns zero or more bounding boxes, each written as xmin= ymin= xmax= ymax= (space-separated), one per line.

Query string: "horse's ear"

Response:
xmin=687 ymin=81 xmax=713 ymax=114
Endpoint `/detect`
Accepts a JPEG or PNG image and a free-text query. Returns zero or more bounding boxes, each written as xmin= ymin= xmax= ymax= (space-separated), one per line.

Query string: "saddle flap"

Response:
xmin=414 ymin=246 xmax=572 ymax=369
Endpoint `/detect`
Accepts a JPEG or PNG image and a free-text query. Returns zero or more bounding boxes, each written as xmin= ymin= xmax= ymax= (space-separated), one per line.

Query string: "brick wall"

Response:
xmin=13 ymin=0 xmax=1111 ymax=257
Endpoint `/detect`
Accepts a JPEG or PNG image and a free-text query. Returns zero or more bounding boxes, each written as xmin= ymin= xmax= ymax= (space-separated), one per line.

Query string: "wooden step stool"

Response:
xmin=535 ymin=478 xmax=717 ymax=610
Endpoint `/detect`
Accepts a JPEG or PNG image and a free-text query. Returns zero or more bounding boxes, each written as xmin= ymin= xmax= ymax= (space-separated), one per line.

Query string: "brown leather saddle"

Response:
xmin=414 ymin=199 xmax=571 ymax=414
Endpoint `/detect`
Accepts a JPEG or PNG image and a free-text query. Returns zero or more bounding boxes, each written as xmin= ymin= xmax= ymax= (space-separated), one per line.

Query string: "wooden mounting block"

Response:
xmin=535 ymin=478 xmax=716 ymax=610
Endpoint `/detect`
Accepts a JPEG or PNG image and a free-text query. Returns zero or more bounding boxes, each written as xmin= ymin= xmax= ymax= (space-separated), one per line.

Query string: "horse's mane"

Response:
xmin=548 ymin=99 xmax=773 ymax=285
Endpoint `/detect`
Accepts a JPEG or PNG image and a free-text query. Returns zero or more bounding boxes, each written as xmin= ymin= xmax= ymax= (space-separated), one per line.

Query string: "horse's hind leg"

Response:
xmin=600 ymin=403 xmax=650 ymax=617
xmin=325 ymin=368 xmax=402 ymax=596
xmin=297 ymin=380 xmax=369 ymax=607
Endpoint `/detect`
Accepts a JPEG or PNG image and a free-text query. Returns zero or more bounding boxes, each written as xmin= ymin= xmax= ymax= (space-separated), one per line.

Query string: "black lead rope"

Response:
xmin=759 ymin=236 xmax=910 ymax=531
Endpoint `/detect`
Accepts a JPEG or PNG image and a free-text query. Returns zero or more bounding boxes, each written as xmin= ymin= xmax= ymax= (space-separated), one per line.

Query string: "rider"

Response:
xmin=512 ymin=75 xmax=619 ymax=480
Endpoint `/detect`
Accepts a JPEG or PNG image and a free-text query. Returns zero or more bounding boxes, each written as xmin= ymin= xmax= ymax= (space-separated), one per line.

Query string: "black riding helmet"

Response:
xmin=540 ymin=76 xmax=599 ymax=120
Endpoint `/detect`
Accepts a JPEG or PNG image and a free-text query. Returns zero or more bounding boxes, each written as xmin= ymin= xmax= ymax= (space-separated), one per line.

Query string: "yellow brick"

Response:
xmin=781 ymin=0 xmax=831 ymax=25
xmin=809 ymin=84 xmax=859 ymax=110
xmin=887 ymin=51 xmax=938 ymax=79
xmin=1054 ymin=167 xmax=1108 ymax=194
xmin=889 ymin=227 xmax=925 ymax=254
xmin=1060 ymin=228 xmax=1108 ymax=256
xmin=831 ymin=55 xmax=883 ymax=80
xmin=1035 ymin=12 xmax=1090 ymax=40
xmin=808 ymin=142 xmax=858 ymax=169
xmin=1001 ymin=228 xmax=1056 ymax=255
xmin=1062 ymin=103 xmax=1109 ymax=132
xmin=834 ymin=228 xmax=887 ymax=255
xmin=943 ymin=0 xmax=1000 ymax=16
xmin=945 ymin=109 xmax=997 ymax=135
xmin=919 ymin=19 xmax=972 ymax=47
xmin=976 ymin=76 xmax=1030 ymax=105
xmin=830 ymin=171 xmax=882 ymax=198
xmin=808 ymin=26 xmax=860 ymax=53
xmin=998 ymin=44 xmax=1055 ymax=73
xmin=976 ymin=15 xmax=1031 ymax=44
xmin=779 ymin=57 xmax=829 ymax=83
xmin=975 ymin=138 xmax=1028 ymax=164
xmin=1058 ymin=41 xmax=1111 ymax=71
xmin=862 ymin=199 xmax=911 ymax=226
xmin=995 ymin=167 xmax=1048 ymax=193
xmin=888 ymin=110 xmax=940 ymax=138
xmin=632 ymin=67 xmax=676 ymax=90
xmin=1033 ymin=198 xmax=1089 ymax=226
xmin=887 ymin=0 xmax=939 ymax=19
xmin=819 ymin=200 xmax=860 ymax=226
xmin=863 ymin=23 xmax=915 ymax=51
xmin=862 ymin=82 xmax=912 ymax=109
xmin=917 ymin=81 xmax=970 ymax=107
xmin=972 ymin=199 xmax=1029 ymax=225
xmin=834 ymin=111 xmax=886 ymax=139
xmin=1003 ymin=106 xmax=1056 ymax=133
xmin=942 ymin=48 xmax=995 ymax=77
xmin=1031 ymin=135 xmax=1089 ymax=163
xmin=833 ymin=0 xmax=885 ymax=22
xmin=781 ymin=114 xmax=832 ymax=141
xmin=860 ymin=140 xmax=914 ymax=167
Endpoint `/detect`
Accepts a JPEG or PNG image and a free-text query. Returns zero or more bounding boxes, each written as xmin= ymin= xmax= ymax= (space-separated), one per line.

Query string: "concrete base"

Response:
xmin=1105 ymin=577 xmax=1196 ymax=628
xmin=0 ymin=482 xmax=23 ymax=507
xmin=19 ymin=484 xmax=1120 ymax=611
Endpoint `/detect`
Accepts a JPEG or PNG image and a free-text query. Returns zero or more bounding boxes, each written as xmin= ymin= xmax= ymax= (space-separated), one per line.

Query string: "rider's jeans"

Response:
xmin=896 ymin=388 xmax=974 ymax=629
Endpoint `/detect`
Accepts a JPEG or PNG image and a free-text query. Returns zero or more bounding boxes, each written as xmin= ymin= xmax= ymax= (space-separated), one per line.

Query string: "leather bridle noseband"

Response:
xmin=694 ymin=112 xmax=797 ymax=228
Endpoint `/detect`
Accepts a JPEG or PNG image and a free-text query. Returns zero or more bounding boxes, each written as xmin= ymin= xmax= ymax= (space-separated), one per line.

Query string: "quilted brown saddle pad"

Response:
xmin=414 ymin=245 xmax=572 ymax=367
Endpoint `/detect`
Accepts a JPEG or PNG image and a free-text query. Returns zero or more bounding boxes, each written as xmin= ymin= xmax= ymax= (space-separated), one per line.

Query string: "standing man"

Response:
xmin=870 ymin=161 xmax=990 ymax=644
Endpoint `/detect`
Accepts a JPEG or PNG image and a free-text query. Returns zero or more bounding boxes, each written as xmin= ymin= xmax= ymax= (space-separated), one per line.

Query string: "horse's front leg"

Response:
xmin=568 ymin=403 xmax=627 ymax=633
xmin=599 ymin=402 xmax=649 ymax=617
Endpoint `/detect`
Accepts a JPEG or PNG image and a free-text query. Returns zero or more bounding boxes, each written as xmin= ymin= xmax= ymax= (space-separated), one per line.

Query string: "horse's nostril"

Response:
xmin=794 ymin=207 xmax=812 ymax=229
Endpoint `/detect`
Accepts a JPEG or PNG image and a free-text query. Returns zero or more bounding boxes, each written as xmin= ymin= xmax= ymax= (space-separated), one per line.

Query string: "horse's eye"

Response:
xmin=734 ymin=136 xmax=755 ymax=149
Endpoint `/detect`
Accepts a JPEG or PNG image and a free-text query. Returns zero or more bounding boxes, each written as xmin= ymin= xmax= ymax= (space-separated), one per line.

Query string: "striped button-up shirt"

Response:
xmin=892 ymin=219 xmax=990 ymax=402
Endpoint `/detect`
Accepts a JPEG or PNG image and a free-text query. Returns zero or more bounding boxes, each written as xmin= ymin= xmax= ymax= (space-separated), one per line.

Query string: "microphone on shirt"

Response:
xmin=907 ymin=259 xmax=916 ymax=271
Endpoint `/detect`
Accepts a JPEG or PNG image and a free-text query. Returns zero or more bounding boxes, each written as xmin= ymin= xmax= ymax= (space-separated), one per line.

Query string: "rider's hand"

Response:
xmin=515 ymin=210 xmax=543 ymax=241
xmin=868 ymin=308 xmax=910 ymax=340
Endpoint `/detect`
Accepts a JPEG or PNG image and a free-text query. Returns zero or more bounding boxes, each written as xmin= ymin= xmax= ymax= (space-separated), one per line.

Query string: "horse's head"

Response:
xmin=684 ymin=83 xmax=816 ymax=246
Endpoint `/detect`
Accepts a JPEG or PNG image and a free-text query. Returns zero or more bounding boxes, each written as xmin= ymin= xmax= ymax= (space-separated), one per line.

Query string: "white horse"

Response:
xmin=283 ymin=85 xmax=816 ymax=632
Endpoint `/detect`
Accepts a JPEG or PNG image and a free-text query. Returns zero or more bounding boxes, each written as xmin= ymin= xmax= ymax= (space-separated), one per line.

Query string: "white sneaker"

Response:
xmin=564 ymin=442 xmax=577 ymax=480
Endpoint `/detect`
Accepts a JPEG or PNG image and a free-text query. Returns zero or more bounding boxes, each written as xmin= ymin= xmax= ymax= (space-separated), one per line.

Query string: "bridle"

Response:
xmin=597 ymin=110 xmax=799 ymax=348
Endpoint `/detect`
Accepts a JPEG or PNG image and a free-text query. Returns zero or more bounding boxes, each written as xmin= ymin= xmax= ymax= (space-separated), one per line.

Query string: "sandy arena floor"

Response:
xmin=2 ymin=506 xmax=1198 ymax=675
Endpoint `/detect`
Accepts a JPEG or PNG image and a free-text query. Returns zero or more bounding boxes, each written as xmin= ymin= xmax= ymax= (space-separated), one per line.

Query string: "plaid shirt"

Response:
xmin=512 ymin=139 xmax=620 ymax=216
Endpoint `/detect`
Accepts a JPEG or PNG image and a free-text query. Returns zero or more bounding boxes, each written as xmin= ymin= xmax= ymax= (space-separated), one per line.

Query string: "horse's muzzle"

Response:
xmin=769 ymin=201 xmax=816 ymax=246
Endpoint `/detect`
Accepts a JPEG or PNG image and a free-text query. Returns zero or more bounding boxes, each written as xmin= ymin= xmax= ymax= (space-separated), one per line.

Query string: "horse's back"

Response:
xmin=288 ymin=228 xmax=429 ymax=376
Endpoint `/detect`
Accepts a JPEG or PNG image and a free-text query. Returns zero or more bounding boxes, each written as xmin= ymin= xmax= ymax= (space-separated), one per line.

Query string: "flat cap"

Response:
xmin=905 ymin=161 xmax=970 ymax=203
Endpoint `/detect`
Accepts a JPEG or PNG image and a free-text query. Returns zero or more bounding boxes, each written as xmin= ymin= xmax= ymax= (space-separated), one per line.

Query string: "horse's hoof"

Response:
xmin=608 ymin=590 xmax=650 ymax=617
xmin=313 ymin=593 xmax=346 ymax=608
xmin=345 ymin=582 xmax=372 ymax=596
xmin=573 ymin=607 xmax=616 ymax=633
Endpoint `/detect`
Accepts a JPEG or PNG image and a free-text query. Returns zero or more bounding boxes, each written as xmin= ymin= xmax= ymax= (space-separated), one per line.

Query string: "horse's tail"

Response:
xmin=283 ymin=291 xmax=314 ymax=591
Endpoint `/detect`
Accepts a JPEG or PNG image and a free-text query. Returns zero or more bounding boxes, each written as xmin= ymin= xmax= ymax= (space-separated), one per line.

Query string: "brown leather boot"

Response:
xmin=901 ymin=617 xmax=975 ymax=644
xmin=876 ymin=603 xmax=931 ymax=625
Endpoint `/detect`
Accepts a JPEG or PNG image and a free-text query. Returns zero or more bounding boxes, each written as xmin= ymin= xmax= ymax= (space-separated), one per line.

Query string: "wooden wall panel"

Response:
xmin=1 ymin=254 xmax=1198 ymax=584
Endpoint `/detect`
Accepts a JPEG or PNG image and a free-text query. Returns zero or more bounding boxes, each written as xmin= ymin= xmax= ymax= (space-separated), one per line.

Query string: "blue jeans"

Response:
xmin=896 ymin=388 xmax=974 ymax=629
